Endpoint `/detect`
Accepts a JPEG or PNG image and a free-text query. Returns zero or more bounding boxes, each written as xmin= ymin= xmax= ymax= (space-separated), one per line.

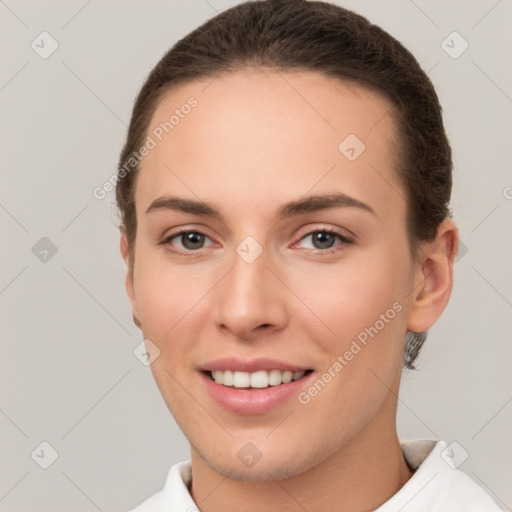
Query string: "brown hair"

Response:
xmin=116 ymin=0 xmax=453 ymax=369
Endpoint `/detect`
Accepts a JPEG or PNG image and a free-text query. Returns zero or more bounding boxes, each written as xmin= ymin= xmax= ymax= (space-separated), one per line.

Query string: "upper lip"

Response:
xmin=200 ymin=357 xmax=311 ymax=373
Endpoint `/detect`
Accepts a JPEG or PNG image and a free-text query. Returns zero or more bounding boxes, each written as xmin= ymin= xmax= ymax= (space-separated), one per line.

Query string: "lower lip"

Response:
xmin=200 ymin=371 xmax=314 ymax=415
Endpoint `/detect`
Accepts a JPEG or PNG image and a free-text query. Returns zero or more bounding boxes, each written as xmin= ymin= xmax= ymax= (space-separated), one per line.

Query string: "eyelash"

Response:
xmin=160 ymin=227 xmax=353 ymax=257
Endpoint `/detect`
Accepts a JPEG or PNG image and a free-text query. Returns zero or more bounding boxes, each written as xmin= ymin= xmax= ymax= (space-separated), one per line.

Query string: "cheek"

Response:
xmin=288 ymin=252 xmax=410 ymax=414
xmin=290 ymin=262 xmax=407 ymax=438
xmin=290 ymin=254 xmax=407 ymax=349
xmin=132 ymin=248 xmax=210 ymax=342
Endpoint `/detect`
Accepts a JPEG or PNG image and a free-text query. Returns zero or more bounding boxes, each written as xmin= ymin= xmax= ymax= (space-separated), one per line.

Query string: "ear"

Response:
xmin=120 ymin=227 xmax=141 ymax=329
xmin=406 ymin=219 xmax=459 ymax=333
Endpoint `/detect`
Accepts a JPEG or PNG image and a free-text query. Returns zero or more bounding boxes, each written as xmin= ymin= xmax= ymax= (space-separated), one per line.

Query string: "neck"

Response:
xmin=189 ymin=396 xmax=414 ymax=512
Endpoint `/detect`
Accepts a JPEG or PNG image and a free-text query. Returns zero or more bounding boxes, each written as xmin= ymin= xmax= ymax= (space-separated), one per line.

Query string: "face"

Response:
xmin=123 ymin=69 xmax=423 ymax=481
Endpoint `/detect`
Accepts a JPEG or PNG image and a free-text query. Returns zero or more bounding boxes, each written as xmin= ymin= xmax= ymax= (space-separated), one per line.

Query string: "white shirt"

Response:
xmin=127 ymin=439 xmax=504 ymax=511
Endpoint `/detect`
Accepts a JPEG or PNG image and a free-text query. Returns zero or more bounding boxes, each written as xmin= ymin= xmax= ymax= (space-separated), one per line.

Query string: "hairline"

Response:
xmin=125 ymin=67 xmax=420 ymax=270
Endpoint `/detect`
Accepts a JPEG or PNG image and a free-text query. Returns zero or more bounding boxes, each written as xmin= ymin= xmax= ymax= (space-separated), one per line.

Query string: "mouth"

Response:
xmin=198 ymin=357 xmax=316 ymax=414
xmin=199 ymin=364 xmax=315 ymax=415
xmin=204 ymin=368 xmax=314 ymax=389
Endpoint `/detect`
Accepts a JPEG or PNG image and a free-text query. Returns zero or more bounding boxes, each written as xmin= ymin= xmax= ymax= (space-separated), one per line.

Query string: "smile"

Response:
xmin=208 ymin=369 xmax=313 ymax=389
xmin=200 ymin=366 xmax=315 ymax=415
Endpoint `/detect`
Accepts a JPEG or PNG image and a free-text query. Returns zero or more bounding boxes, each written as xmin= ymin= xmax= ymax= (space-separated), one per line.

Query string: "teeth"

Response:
xmin=268 ymin=369 xmax=282 ymax=386
xmin=222 ymin=370 xmax=233 ymax=386
xmin=250 ymin=370 xmax=269 ymax=388
xmin=282 ymin=371 xmax=293 ymax=383
xmin=233 ymin=371 xmax=250 ymax=388
xmin=210 ymin=369 xmax=307 ymax=388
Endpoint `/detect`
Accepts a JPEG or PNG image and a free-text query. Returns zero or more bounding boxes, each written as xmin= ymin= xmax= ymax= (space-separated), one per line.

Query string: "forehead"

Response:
xmin=136 ymin=68 xmax=403 ymax=220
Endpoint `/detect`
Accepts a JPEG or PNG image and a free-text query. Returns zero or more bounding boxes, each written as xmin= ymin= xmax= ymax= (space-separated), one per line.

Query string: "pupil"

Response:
xmin=313 ymin=232 xmax=334 ymax=249
xmin=183 ymin=232 xmax=204 ymax=249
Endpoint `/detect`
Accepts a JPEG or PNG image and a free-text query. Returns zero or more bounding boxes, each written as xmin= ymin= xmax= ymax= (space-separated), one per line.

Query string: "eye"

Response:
xmin=161 ymin=230 xmax=214 ymax=253
xmin=160 ymin=227 xmax=353 ymax=256
xmin=295 ymin=229 xmax=353 ymax=252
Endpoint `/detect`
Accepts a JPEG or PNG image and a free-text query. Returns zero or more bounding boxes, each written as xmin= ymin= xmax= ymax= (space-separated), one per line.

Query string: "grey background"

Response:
xmin=1 ymin=0 xmax=511 ymax=510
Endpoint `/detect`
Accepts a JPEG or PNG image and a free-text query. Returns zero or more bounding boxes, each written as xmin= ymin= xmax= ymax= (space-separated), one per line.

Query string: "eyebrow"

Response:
xmin=145 ymin=193 xmax=377 ymax=221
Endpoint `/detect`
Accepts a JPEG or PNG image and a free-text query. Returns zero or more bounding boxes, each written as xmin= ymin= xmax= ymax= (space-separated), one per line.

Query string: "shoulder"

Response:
xmin=125 ymin=460 xmax=196 ymax=512
xmin=375 ymin=439 xmax=505 ymax=511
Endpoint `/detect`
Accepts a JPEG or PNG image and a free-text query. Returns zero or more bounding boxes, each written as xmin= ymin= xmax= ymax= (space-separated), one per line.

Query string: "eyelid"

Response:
xmin=161 ymin=224 xmax=216 ymax=241
xmin=293 ymin=223 xmax=355 ymax=243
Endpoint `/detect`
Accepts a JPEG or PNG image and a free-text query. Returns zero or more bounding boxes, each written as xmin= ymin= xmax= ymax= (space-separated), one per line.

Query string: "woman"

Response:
xmin=116 ymin=1 xmax=504 ymax=510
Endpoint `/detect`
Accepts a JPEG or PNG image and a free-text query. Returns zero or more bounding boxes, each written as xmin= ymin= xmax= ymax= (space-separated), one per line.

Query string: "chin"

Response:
xmin=205 ymin=459 xmax=308 ymax=483
xmin=194 ymin=441 xmax=326 ymax=483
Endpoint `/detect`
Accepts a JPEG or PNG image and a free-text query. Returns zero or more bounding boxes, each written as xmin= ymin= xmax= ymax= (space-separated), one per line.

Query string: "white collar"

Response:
xmin=128 ymin=439 xmax=504 ymax=511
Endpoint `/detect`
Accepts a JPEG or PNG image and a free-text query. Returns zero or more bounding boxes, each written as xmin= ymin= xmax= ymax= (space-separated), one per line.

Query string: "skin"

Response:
xmin=120 ymin=68 xmax=458 ymax=512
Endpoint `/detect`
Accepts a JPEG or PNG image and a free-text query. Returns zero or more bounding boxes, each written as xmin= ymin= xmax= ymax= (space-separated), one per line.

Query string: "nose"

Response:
xmin=213 ymin=245 xmax=288 ymax=341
